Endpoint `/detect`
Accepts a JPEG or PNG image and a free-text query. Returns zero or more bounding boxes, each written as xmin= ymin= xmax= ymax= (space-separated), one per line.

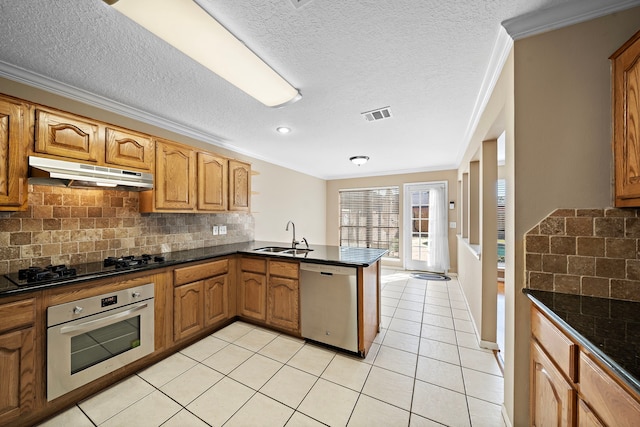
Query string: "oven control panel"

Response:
xmin=47 ymin=282 xmax=154 ymax=327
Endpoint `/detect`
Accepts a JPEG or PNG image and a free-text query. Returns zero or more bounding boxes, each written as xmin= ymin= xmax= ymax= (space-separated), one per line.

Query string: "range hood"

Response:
xmin=28 ymin=156 xmax=153 ymax=191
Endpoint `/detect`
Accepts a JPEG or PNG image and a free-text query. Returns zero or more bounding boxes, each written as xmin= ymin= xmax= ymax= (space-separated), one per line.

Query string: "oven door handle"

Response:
xmin=59 ymin=302 xmax=149 ymax=335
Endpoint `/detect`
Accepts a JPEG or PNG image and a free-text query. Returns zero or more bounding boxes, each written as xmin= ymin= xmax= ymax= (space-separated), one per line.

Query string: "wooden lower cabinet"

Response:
xmin=267 ymin=276 xmax=299 ymax=332
xmin=578 ymin=399 xmax=605 ymax=427
xmin=0 ymin=298 xmax=36 ymax=427
xmin=173 ymin=281 xmax=204 ymax=341
xmin=530 ymin=340 xmax=575 ymax=427
xmin=531 ymin=305 xmax=640 ymax=427
xmin=204 ymin=274 xmax=229 ymax=326
xmin=238 ymin=271 xmax=267 ymax=321
xmin=173 ymin=259 xmax=231 ymax=341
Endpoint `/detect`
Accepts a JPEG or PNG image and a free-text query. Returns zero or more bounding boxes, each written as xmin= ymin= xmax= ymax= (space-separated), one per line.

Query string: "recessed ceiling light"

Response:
xmin=276 ymin=127 xmax=291 ymax=134
xmin=350 ymin=156 xmax=369 ymax=166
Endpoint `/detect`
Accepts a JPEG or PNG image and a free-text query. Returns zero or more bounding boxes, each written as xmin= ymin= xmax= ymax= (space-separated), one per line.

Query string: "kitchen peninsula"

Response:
xmin=0 ymin=241 xmax=386 ymax=427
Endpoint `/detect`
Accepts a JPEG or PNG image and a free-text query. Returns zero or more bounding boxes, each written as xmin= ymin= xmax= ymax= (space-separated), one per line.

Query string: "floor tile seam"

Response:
xmin=90 ymin=377 xmax=175 ymax=427
xmin=460 ymin=364 xmax=504 ymax=379
xmin=73 ymin=404 xmax=98 ymax=427
xmin=359 ymin=389 xmax=414 ymax=416
xmin=416 ymin=353 xmax=462 ymax=368
xmin=151 ymin=386 xmax=209 ymax=425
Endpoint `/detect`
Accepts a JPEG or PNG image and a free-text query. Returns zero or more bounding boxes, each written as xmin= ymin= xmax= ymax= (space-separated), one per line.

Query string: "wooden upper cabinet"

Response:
xmin=612 ymin=30 xmax=640 ymax=207
xmin=0 ymin=96 xmax=27 ymax=210
xmin=35 ymin=108 xmax=100 ymax=162
xmin=105 ymin=127 xmax=154 ymax=171
xmin=152 ymin=140 xmax=196 ymax=211
xmin=229 ymin=159 xmax=251 ymax=212
xmin=198 ymin=152 xmax=228 ymax=211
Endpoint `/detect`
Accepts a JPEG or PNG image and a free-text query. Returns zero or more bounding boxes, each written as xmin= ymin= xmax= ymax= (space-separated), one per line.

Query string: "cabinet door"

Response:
xmin=238 ymin=272 xmax=266 ymax=321
xmin=35 ymin=108 xmax=99 ymax=162
xmin=267 ymin=276 xmax=299 ymax=332
xmin=579 ymin=351 xmax=640 ymax=427
xmin=105 ymin=127 xmax=154 ymax=171
xmin=228 ymin=159 xmax=251 ymax=211
xmin=0 ymin=97 xmax=27 ymax=210
xmin=198 ymin=152 xmax=228 ymax=211
xmin=204 ymin=274 xmax=228 ymax=326
xmin=155 ymin=140 xmax=196 ymax=211
xmin=531 ymin=341 xmax=575 ymax=427
xmin=0 ymin=328 xmax=35 ymax=424
xmin=612 ymin=30 xmax=640 ymax=206
xmin=173 ymin=281 xmax=204 ymax=341
xmin=578 ymin=399 xmax=605 ymax=427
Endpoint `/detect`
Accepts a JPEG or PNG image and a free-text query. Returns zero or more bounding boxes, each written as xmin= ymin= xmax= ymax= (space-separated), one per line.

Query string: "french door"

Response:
xmin=403 ymin=182 xmax=449 ymax=272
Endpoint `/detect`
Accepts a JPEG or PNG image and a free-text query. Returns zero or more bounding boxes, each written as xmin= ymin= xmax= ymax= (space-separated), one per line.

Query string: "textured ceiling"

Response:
xmin=0 ymin=0 xmax=635 ymax=179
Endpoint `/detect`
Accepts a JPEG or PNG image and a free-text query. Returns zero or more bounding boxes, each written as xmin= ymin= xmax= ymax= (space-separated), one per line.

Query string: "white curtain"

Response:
xmin=427 ymin=184 xmax=450 ymax=273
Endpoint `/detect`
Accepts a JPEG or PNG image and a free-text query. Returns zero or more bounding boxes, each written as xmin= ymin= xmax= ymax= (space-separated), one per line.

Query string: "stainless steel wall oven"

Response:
xmin=47 ymin=283 xmax=155 ymax=401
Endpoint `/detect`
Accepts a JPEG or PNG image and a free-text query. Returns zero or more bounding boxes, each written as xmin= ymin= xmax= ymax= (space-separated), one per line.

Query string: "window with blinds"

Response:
xmin=497 ymin=179 xmax=506 ymax=263
xmin=339 ymin=187 xmax=399 ymax=258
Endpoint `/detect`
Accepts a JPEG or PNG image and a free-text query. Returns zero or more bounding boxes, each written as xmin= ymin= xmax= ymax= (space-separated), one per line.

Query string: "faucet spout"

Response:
xmin=285 ymin=220 xmax=299 ymax=249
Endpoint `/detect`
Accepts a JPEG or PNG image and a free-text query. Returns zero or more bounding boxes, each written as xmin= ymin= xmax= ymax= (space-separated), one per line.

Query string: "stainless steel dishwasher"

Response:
xmin=300 ymin=262 xmax=358 ymax=353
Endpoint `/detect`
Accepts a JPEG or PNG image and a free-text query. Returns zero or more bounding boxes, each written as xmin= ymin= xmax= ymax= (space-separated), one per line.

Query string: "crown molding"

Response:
xmin=0 ymin=60 xmax=236 ymax=148
xmin=502 ymin=0 xmax=640 ymax=40
xmin=456 ymin=26 xmax=513 ymax=167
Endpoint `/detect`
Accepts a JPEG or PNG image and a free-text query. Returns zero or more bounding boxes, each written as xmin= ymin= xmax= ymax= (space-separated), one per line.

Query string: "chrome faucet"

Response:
xmin=286 ymin=220 xmax=299 ymax=249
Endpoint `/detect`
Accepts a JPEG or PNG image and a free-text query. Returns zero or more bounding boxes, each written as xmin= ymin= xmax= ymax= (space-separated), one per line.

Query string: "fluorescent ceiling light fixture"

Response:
xmin=106 ymin=0 xmax=301 ymax=107
xmin=350 ymin=156 xmax=369 ymax=166
xmin=276 ymin=126 xmax=291 ymax=134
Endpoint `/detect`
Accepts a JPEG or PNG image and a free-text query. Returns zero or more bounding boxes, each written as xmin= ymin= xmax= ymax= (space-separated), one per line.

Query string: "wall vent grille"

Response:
xmin=361 ymin=107 xmax=392 ymax=122
xmin=289 ymin=0 xmax=313 ymax=8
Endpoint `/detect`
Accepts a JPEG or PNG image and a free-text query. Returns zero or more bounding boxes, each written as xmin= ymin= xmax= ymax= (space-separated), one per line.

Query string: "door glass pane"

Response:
xmin=71 ymin=316 xmax=141 ymax=374
xmin=410 ymin=190 xmax=429 ymax=263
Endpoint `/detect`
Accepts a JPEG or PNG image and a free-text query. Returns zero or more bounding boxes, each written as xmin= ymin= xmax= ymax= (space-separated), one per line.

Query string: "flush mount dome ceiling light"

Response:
xmin=276 ymin=126 xmax=291 ymax=134
xmin=105 ymin=0 xmax=301 ymax=108
xmin=350 ymin=156 xmax=369 ymax=166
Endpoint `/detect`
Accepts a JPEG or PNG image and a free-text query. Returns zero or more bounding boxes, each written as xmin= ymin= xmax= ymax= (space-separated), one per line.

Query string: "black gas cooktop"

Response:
xmin=4 ymin=254 xmax=166 ymax=287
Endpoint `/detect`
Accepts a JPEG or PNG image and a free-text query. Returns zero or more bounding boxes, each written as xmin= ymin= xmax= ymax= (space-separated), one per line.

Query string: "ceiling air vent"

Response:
xmin=289 ymin=0 xmax=313 ymax=8
xmin=361 ymin=107 xmax=392 ymax=122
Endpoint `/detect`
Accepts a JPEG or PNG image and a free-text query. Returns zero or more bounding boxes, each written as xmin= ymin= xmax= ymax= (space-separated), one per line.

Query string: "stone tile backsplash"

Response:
xmin=525 ymin=208 xmax=640 ymax=302
xmin=0 ymin=185 xmax=254 ymax=274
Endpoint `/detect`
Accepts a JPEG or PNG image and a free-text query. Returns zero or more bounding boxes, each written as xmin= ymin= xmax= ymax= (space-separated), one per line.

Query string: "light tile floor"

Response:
xmin=39 ymin=270 xmax=505 ymax=427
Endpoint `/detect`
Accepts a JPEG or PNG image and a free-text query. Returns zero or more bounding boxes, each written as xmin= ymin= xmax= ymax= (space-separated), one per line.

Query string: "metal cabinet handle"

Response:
xmin=60 ymin=303 xmax=148 ymax=335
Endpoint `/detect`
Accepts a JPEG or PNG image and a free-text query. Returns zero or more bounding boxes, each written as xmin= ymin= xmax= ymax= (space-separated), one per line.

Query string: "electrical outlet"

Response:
xmin=212 ymin=226 xmax=219 ymax=235
xmin=219 ymin=225 xmax=227 ymax=235
xmin=449 ymin=222 xmax=457 ymax=229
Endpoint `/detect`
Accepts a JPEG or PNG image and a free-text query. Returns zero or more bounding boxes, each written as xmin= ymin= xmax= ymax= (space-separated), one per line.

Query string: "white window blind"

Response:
xmin=339 ymin=187 xmax=399 ymax=258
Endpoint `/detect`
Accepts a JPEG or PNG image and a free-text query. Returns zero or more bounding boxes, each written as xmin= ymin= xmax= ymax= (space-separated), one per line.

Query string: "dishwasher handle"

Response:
xmin=300 ymin=262 xmax=357 ymax=276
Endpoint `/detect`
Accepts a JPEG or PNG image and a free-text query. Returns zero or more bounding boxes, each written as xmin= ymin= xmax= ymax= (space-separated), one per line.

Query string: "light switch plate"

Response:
xmin=219 ymin=225 xmax=227 ymax=235
xmin=449 ymin=222 xmax=457 ymax=229
xmin=212 ymin=226 xmax=219 ymax=235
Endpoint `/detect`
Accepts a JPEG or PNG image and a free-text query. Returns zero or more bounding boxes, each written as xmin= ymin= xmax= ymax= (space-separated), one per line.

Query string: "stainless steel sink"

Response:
xmin=252 ymin=247 xmax=314 ymax=255
xmin=253 ymin=247 xmax=291 ymax=253
xmin=282 ymin=248 xmax=314 ymax=255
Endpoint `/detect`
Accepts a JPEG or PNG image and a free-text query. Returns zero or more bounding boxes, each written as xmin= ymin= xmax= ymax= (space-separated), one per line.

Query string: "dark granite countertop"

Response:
xmin=0 ymin=241 xmax=387 ymax=297
xmin=524 ymin=289 xmax=640 ymax=396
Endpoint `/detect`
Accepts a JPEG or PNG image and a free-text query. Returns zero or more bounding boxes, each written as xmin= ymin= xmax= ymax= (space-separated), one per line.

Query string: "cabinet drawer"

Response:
xmin=0 ymin=298 xmax=35 ymax=334
xmin=579 ymin=352 xmax=640 ymax=427
xmin=531 ymin=306 xmax=578 ymax=381
xmin=241 ymin=257 xmax=266 ymax=274
xmin=269 ymin=260 xmax=299 ymax=279
xmin=174 ymin=259 xmax=228 ymax=286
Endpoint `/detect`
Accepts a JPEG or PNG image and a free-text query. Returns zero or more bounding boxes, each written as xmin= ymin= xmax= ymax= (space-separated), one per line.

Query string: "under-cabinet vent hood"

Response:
xmin=28 ymin=156 xmax=153 ymax=191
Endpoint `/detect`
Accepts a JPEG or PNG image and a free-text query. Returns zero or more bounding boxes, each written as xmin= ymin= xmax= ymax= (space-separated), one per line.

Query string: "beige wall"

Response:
xmin=490 ymin=8 xmax=640 ymax=427
xmin=251 ymin=158 xmax=326 ymax=244
xmin=326 ymin=171 xmax=458 ymax=272
xmin=0 ymin=77 xmax=327 ymax=246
